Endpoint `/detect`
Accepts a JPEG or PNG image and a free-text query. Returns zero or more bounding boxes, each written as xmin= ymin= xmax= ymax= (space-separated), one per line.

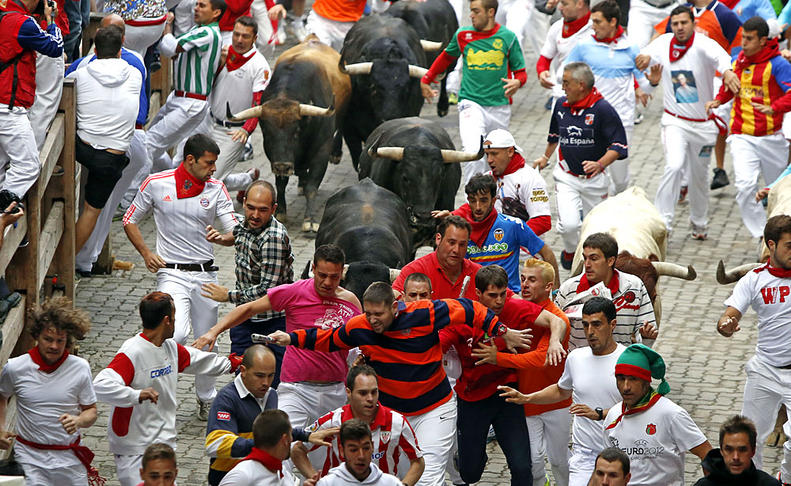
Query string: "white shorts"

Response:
xmin=407 ymin=398 xmax=457 ymax=486
xmin=458 ymin=99 xmax=510 ymax=184
xmin=568 ymin=444 xmax=598 ymax=486
xmin=20 ymin=462 xmax=87 ymax=486
xmin=114 ymin=453 xmax=143 ymax=486
xmin=278 ymin=381 xmax=347 ymax=428
xmin=306 ymin=10 xmax=355 ymax=52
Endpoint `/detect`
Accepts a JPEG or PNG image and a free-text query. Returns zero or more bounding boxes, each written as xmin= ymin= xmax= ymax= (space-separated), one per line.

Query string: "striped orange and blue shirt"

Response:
xmin=289 ymin=298 xmax=506 ymax=416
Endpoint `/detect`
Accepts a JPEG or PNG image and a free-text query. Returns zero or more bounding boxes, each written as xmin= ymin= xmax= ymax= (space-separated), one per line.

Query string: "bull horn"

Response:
xmin=389 ymin=268 xmax=401 ymax=282
xmin=226 ymin=101 xmax=263 ymax=122
xmin=441 ymin=136 xmax=485 ymax=163
xmin=420 ymin=39 xmax=443 ymax=51
xmin=716 ymin=261 xmax=761 ymax=285
xmin=408 ymin=64 xmax=429 ymax=78
xmin=651 ymin=262 xmax=697 ymax=281
xmin=372 ymin=147 xmax=405 ymax=161
xmin=343 ymin=62 xmax=373 ymax=75
xmin=299 ymin=103 xmax=335 ymax=117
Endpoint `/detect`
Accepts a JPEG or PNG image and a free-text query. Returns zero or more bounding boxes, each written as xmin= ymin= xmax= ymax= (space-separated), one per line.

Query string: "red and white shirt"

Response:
xmin=305 ymin=403 xmax=422 ymax=476
xmin=539 ymin=15 xmax=593 ymax=99
xmin=725 ymin=263 xmax=791 ymax=367
xmin=122 ymin=169 xmax=238 ymax=263
xmin=93 ymin=333 xmax=234 ymax=455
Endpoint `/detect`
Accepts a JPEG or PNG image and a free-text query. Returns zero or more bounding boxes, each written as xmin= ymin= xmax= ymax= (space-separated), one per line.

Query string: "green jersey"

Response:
xmin=174 ymin=22 xmax=221 ymax=96
xmin=445 ymin=24 xmax=526 ymax=106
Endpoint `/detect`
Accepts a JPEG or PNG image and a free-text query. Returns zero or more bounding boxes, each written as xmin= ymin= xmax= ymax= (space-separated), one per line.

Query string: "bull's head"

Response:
xmin=227 ymin=97 xmax=334 ymax=176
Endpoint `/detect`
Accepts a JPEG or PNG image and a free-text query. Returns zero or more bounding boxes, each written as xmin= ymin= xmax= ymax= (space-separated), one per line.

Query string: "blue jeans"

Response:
xmin=457 ymin=387 xmax=533 ymax=486
xmin=229 ymin=315 xmax=286 ymax=389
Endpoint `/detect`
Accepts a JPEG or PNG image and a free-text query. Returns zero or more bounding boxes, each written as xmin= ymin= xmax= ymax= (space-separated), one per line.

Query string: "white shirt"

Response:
xmin=557 ymin=344 xmax=625 ymax=452
xmin=317 ymin=463 xmax=403 ymax=486
xmin=492 ymin=164 xmax=551 ymax=224
xmin=219 ymin=459 xmax=296 ymax=486
xmin=93 ymin=333 xmax=233 ymax=455
xmin=67 ymin=58 xmax=142 ymax=152
xmin=642 ymin=33 xmax=732 ymax=124
xmin=0 ymin=354 xmax=96 ymax=468
xmin=122 ymin=169 xmax=238 ymax=263
xmin=603 ymin=396 xmax=708 ymax=486
xmin=724 ymin=264 xmax=791 ymax=367
xmin=540 ymin=18 xmax=593 ymax=99
xmin=556 ymin=270 xmax=657 ymax=349
xmin=210 ymin=47 xmax=271 ymax=123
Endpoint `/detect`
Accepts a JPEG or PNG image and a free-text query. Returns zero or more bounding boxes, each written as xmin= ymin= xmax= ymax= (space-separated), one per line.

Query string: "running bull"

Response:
xmin=304 ymin=178 xmax=412 ymax=301
xmin=570 ymin=186 xmax=697 ymax=323
xmin=358 ymin=117 xmax=482 ymax=251
xmin=227 ymin=36 xmax=351 ymax=233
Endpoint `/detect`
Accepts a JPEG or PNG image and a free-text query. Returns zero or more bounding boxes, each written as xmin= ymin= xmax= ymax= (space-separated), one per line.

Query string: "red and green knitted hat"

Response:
xmin=615 ymin=344 xmax=671 ymax=395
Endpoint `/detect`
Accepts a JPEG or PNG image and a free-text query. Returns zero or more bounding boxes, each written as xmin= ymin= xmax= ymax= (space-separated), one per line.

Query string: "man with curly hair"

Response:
xmin=0 ymin=297 xmax=101 ymax=485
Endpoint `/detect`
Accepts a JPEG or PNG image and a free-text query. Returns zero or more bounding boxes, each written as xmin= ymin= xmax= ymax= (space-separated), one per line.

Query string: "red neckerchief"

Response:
xmin=605 ymin=390 xmax=662 ymax=430
xmin=576 ymin=269 xmax=620 ymax=294
xmin=174 ymin=163 xmax=205 ymax=199
xmin=562 ymin=11 xmax=590 ymax=38
xmin=735 ymin=38 xmax=780 ymax=72
xmin=593 ymin=25 xmax=624 ymax=44
xmin=28 ymin=346 xmax=69 ymax=373
xmin=761 ymin=263 xmax=791 ymax=278
xmin=243 ymin=447 xmax=283 ymax=477
xmin=563 ymin=87 xmax=604 ymax=113
xmin=497 ymin=153 xmax=526 ymax=178
xmin=453 ymin=203 xmax=498 ymax=248
xmin=720 ymin=0 xmax=738 ymax=7
xmin=226 ymin=45 xmax=255 ymax=72
xmin=669 ymin=32 xmax=695 ymax=62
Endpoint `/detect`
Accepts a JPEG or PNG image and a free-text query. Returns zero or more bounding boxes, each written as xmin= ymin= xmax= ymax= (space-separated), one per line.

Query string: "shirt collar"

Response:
xmin=234 ymin=374 xmax=271 ymax=408
xmin=340 ymin=402 xmax=389 ymax=428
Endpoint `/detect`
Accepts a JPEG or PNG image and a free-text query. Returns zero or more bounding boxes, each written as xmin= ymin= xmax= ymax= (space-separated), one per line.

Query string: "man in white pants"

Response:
xmin=705 ymin=16 xmax=791 ymax=238
xmin=717 ymin=214 xmax=791 ymax=484
xmin=421 ymin=0 xmax=527 ymax=184
xmin=147 ymin=0 xmax=224 ymax=172
xmin=637 ymin=5 xmax=738 ymax=239
xmin=202 ymin=16 xmax=270 ymax=192
xmin=123 ymin=134 xmax=239 ymax=419
xmin=499 ymin=296 xmax=626 ymax=486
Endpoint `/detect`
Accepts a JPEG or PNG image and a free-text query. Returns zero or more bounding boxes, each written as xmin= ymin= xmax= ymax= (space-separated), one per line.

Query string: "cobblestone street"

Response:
xmin=73 ymin=44 xmax=784 ymax=485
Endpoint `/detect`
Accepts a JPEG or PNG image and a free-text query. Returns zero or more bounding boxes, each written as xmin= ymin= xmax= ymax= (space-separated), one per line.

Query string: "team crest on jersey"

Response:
xmin=646 ymin=423 xmax=657 ymax=435
xmin=465 ymin=32 xmax=472 ymax=40
xmin=184 ymin=179 xmax=192 ymax=190
xmin=672 ymin=49 xmax=679 ymax=58
xmin=200 ymin=197 xmax=210 ymax=208
xmin=585 ymin=114 xmax=595 ymax=125
xmin=380 ymin=431 xmax=391 ymax=444
xmin=492 ymin=39 xmax=503 ymax=50
xmin=493 ymin=228 xmax=504 ymax=242
xmin=307 ymin=421 xmax=320 ymax=432
xmin=217 ymin=411 xmax=231 ymax=421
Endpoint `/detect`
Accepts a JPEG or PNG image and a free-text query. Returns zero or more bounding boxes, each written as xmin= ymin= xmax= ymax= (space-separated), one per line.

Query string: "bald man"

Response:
xmin=67 ymin=16 xmax=151 ymax=276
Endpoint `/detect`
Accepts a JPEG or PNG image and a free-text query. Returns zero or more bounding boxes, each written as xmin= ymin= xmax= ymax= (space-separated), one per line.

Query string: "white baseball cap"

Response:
xmin=483 ymin=129 xmax=522 ymax=153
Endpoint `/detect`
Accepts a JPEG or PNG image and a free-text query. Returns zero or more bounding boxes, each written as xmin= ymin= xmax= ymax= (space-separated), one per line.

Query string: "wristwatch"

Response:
xmin=595 ymin=407 xmax=603 ymax=420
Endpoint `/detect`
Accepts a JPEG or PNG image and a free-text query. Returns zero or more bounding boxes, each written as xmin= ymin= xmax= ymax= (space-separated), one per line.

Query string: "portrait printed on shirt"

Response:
xmin=671 ymin=70 xmax=699 ymax=103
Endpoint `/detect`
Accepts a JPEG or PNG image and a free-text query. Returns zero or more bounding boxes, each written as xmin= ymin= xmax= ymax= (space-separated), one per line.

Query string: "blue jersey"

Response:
xmin=548 ymin=96 xmax=627 ymax=175
xmin=466 ymin=213 xmax=545 ymax=292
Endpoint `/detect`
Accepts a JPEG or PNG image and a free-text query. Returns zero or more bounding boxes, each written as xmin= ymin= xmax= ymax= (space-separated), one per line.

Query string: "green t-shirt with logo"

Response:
xmin=445 ymin=24 xmax=525 ymax=107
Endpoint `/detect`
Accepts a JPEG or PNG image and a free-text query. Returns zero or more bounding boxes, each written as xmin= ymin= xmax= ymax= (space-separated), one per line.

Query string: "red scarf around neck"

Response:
xmin=29 ymin=346 xmax=69 ymax=373
xmin=594 ymin=24 xmax=624 ymax=44
xmin=563 ymin=87 xmax=604 ymax=111
xmin=226 ymin=45 xmax=255 ymax=72
xmin=763 ymin=263 xmax=791 ymax=278
xmin=498 ymin=153 xmax=526 ymax=178
xmin=605 ymin=390 xmax=662 ymax=430
xmin=174 ymin=163 xmax=206 ymax=199
xmin=735 ymin=38 xmax=780 ymax=72
xmin=576 ymin=268 xmax=620 ymax=294
xmin=453 ymin=203 xmax=499 ymax=248
xmin=243 ymin=447 xmax=283 ymax=477
xmin=669 ymin=32 xmax=695 ymax=62
xmin=562 ymin=11 xmax=591 ymax=38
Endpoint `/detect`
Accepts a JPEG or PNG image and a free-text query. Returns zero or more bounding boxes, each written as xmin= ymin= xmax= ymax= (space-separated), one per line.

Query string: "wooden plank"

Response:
xmin=55 ymin=80 xmax=77 ymax=302
xmin=0 ymin=296 xmax=26 ymax=366
xmin=37 ymin=202 xmax=64 ymax=291
xmin=0 ymin=217 xmax=27 ymax=276
xmin=81 ymin=12 xmax=107 ymax=56
xmin=35 ymin=114 xmax=65 ymax=202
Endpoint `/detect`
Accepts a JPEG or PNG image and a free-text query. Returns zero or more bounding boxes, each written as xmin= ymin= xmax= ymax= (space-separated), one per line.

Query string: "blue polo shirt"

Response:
xmin=466 ymin=213 xmax=545 ymax=292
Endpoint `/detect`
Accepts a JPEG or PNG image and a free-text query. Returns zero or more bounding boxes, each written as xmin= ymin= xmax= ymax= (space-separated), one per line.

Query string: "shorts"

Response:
xmin=76 ymin=137 xmax=130 ymax=209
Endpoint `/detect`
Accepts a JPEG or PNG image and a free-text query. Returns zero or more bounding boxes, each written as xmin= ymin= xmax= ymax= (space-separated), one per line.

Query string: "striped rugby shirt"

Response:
xmin=171 ymin=21 xmax=221 ymax=96
xmin=555 ymin=269 xmax=656 ymax=350
xmin=289 ymin=298 xmax=507 ymax=416
xmin=305 ymin=403 xmax=421 ymax=476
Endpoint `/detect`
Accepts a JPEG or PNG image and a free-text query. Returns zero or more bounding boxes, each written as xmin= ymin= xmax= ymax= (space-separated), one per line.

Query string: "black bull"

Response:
xmin=358 ymin=117 xmax=483 ymax=251
xmin=227 ymin=37 xmax=351 ymax=233
xmin=305 ymin=178 xmax=412 ymax=301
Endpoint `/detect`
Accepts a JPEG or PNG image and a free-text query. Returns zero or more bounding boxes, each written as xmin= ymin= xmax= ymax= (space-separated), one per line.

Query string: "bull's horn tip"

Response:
xmin=686 ymin=265 xmax=697 ymax=280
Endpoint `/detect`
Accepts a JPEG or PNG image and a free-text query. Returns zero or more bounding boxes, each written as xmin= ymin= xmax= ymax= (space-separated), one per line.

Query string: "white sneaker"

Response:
xmin=197 ymin=398 xmax=211 ymax=421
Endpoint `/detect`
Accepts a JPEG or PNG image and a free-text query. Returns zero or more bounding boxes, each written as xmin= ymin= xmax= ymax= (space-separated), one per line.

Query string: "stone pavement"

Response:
xmin=73 ymin=44 xmax=783 ymax=485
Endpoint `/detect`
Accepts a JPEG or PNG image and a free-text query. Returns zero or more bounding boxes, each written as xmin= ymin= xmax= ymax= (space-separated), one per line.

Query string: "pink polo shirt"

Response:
xmin=267 ymin=279 xmax=361 ymax=383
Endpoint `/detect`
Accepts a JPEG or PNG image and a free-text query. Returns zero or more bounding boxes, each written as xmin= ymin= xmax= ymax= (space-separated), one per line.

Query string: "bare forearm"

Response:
xmin=598 ymin=149 xmax=621 ymax=168
xmin=402 ymin=458 xmax=425 ymax=486
xmin=531 ymin=384 xmax=572 ymax=404
xmin=211 ymin=298 xmax=270 ymax=335
xmin=124 ymin=224 xmax=152 ymax=258
xmin=291 ymin=443 xmax=317 ymax=478
xmin=77 ymin=406 xmax=97 ymax=429
xmin=543 ymin=142 xmax=558 ymax=158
